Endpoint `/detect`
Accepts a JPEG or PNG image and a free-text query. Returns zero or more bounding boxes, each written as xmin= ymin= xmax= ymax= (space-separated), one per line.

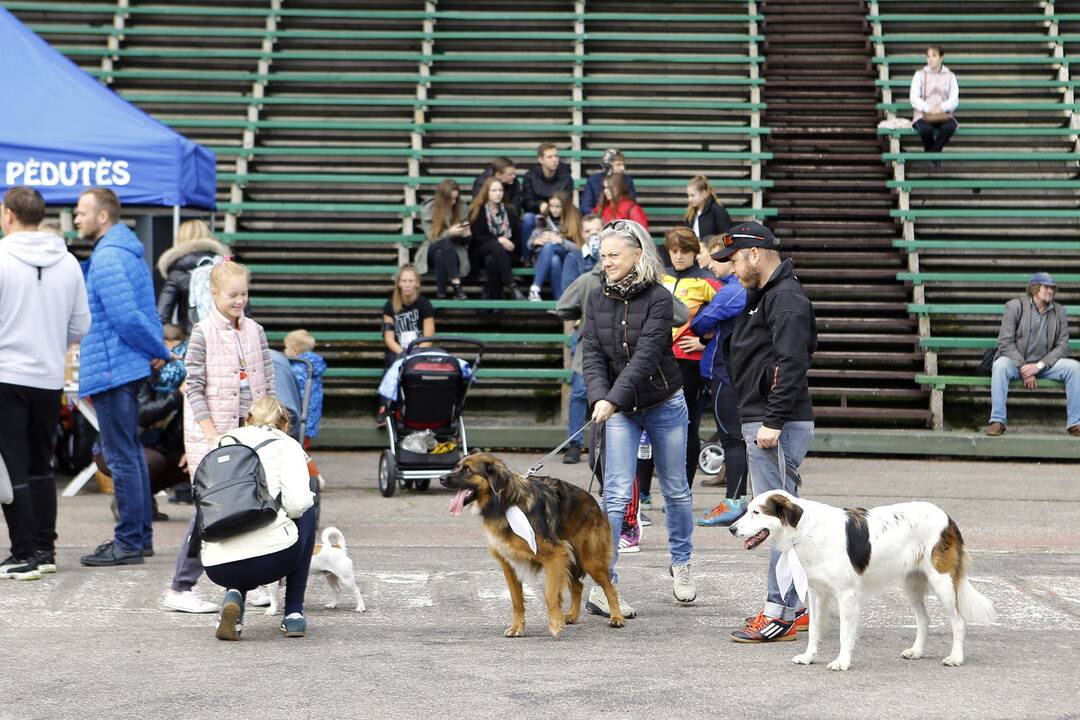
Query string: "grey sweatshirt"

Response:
xmin=0 ymin=230 xmax=91 ymax=389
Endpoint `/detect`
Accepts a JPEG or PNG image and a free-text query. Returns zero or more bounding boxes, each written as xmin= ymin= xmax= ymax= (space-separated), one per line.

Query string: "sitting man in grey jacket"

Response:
xmin=987 ymin=272 xmax=1080 ymax=436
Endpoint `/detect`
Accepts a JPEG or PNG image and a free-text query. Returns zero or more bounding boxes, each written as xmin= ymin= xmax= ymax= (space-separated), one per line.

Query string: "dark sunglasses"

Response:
xmin=604 ymin=220 xmax=642 ymax=247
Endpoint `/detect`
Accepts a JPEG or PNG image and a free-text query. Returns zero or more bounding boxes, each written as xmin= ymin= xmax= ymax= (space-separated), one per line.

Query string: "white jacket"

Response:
xmin=0 ymin=231 xmax=90 ymax=389
xmin=200 ymin=425 xmax=315 ymax=567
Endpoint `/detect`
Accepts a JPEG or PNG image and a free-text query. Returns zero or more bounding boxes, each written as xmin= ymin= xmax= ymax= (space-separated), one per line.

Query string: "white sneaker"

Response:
xmin=528 ymin=286 xmax=542 ymax=302
xmin=671 ymin=563 xmax=697 ymax=603
xmin=247 ymin=585 xmax=272 ymax=607
xmin=162 ymin=588 xmax=219 ymax=614
xmin=639 ymin=510 xmax=652 ymax=527
xmin=585 ymin=584 xmax=636 ymax=619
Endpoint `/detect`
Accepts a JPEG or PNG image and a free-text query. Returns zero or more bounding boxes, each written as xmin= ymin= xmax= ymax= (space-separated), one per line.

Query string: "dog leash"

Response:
xmin=523 ymin=420 xmax=594 ymax=478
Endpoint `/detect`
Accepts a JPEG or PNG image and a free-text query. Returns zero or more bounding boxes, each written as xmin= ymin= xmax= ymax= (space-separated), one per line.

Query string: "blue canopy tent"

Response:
xmin=0 ymin=7 xmax=216 ymax=220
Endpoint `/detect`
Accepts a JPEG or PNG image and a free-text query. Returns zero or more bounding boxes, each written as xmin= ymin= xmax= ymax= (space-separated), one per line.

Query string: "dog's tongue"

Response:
xmin=449 ymin=489 xmax=469 ymax=517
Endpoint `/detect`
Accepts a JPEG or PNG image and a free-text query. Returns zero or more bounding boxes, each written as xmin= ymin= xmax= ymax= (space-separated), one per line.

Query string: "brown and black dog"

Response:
xmin=440 ymin=453 xmax=624 ymax=638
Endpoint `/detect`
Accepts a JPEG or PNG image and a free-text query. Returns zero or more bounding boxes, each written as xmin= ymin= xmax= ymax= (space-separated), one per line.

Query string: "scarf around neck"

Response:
xmin=603 ymin=269 xmax=647 ymax=300
xmin=485 ymin=202 xmax=511 ymax=239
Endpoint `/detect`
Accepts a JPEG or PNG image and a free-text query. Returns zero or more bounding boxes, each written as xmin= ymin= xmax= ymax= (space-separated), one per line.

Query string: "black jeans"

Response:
xmin=470 ymin=240 xmax=513 ymax=299
xmin=913 ymin=117 xmax=958 ymax=153
xmin=0 ymin=383 xmax=61 ymax=559
xmin=678 ymin=359 xmax=705 ymax=487
xmin=431 ymin=237 xmax=462 ymax=295
xmin=710 ymin=373 xmax=748 ymax=499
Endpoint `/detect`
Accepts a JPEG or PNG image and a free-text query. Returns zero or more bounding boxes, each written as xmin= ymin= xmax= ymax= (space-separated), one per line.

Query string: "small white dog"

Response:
xmin=265 ymin=527 xmax=366 ymax=614
xmin=730 ymin=490 xmax=996 ymax=671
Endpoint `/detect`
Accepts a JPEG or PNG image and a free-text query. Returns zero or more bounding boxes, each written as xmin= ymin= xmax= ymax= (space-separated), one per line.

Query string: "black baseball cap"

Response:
xmin=710 ymin=221 xmax=779 ymax=261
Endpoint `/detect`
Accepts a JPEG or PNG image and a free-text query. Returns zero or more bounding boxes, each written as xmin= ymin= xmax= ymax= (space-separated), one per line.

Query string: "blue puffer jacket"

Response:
xmin=80 ymin=224 xmax=171 ymax=397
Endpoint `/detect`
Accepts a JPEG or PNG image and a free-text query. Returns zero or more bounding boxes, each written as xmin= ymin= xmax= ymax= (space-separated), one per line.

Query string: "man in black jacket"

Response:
xmin=471 ymin=157 xmax=522 ymax=215
xmin=520 ymin=142 xmax=573 ymax=262
xmin=712 ymin=221 xmax=817 ymax=644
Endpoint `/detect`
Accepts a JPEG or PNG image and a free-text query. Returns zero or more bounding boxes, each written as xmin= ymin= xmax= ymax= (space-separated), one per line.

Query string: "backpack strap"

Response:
xmin=252 ymin=437 xmax=278 ymax=452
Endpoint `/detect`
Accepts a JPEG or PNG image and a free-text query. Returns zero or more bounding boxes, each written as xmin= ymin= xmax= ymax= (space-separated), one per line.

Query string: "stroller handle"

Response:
xmin=404 ymin=335 xmax=486 ymax=356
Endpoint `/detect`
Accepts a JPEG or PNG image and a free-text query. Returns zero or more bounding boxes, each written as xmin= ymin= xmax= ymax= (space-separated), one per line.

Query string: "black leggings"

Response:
xmin=0 ymin=383 xmax=60 ymax=558
xmin=204 ymin=505 xmax=318 ymax=615
xmin=471 ymin=240 xmax=513 ymax=299
xmin=430 ymin=237 xmax=462 ymax=294
xmin=710 ymin=374 xmax=748 ymax=499
xmin=678 ymin=359 xmax=705 ymax=487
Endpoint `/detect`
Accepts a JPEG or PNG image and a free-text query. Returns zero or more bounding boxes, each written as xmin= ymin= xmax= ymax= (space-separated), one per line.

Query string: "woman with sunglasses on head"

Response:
xmin=581 ymin=219 xmax=696 ymax=620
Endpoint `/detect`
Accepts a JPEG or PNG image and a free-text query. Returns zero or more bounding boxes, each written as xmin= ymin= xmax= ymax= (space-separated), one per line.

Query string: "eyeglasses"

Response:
xmin=604 ymin=220 xmax=642 ymax=247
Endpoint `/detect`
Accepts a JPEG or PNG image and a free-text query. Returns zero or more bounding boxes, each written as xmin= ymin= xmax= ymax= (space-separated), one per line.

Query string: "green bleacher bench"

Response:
xmin=220 ymin=232 xmax=424 ymax=245
xmin=883 ymin=151 xmax=1079 ymax=162
xmin=893 ymin=239 xmax=1080 ymax=251
xmin=875 ymin=78 xmax=1076 ymax=89
xmin=873 ymin=56 xmax=1073 ymax=66
xmin=869 ymin=13 xmax=1061 ymax=22
xmin=163 ymin=118 xmax=770 ymax=135
xmin=908 ymin=303 xmax=1003 ymax=315
xmin=920 ymin=337 xmax=1080 ymax=351
xmin=870 ymin=34 xmax=1074 ymax=43
xmin=211 ymin=147 xmax=773 ymax=162
xmin=877 ymin=127 xmax=1079 ymax=138
xmin=265 ymin=331 xmax=570 ymax=345
xmin=899 ymin=272 xmax=1080 ymax=284
xmin=891 ymin=209 xmax=1080 ymax=219
xmin=254 ymin=297 xmax=558 ymax=311
xmin=216 ymin=173 xmax=773 ymax=191
xmin=916 ymin=374 xmax=1064 ymax=390
xmin=216 ymin=202 xmax=421 ymax=214
xmin=249 ymin=264 xmax=541 ymax=278
xmin=888 ymin=180 xmax=1080 ymax=190
xmin=326 ymin=367 xmax=571 ymax=381
xmin=877 ymin=101 xmax=1078 ymax=112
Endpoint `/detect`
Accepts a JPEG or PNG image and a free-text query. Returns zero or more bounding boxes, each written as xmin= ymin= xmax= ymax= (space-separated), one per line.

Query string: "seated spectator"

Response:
xmin=521 ymin=143 xmax=573 ymax=261
xmin=910 ymin=45 xmax=959 ymax=155
xmin=472 ymin=157 xmax=522 ymax=215
xmin=683 ymin=176 xmax=733 ymax=240
xmin=597 ymin=174 xmax=648 ymax=230
xmin=560 ymin=213 xmax=604 ymax=294
xmin=527 ymin=191 xmax=584 ymax=301
xmin=376 ymin=265 xmax=435 ymax=428
xmin=468 ymin=178 xmax=526 ymax=302
xmin=202 ymin=397 xmax=317 ymax=641
xmin=156 ymin=219 xmax=227 ymax=332
xmin=986 ymin=272 xmax=1080 ymax=437
xmin=581 ymin=148 xmax=637 ymax=214
xmin=283 ymin=329 xmax=326 ymax=442
xmin=418 ymin=179 xmax=471 ymax=300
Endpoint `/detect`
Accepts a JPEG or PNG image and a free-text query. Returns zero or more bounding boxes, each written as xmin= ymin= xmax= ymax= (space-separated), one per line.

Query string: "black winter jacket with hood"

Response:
xmin=728 ymin=259 xmax=816 ymax=427
xmin=155 ymin=237 xmax=227 ymax=332
xmin=583 ymin=279 xmax=683 ymax=412
xmin=521 ymin=162 xmax=574 ymax=214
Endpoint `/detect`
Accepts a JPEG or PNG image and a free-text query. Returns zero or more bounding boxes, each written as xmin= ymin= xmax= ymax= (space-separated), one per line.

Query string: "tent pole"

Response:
xmin=172 ymin=205 xmax=180 ymax=240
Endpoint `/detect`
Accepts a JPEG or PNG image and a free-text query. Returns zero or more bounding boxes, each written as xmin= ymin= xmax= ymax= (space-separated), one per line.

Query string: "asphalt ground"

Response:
xmin=3 ymin=452 xmax=1079 ymax=720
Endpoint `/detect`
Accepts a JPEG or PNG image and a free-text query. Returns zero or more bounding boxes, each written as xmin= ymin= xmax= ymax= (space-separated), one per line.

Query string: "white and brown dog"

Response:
xmin=730 ymin=490 xmax=996 ymax=671
xmin=265 ymin=527 xmax=366 ymax=615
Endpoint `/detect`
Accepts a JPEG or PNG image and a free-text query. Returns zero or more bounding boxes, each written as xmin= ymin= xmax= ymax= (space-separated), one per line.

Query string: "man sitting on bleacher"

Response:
xmin=987 ymin=272 xmax=1080 ymax=437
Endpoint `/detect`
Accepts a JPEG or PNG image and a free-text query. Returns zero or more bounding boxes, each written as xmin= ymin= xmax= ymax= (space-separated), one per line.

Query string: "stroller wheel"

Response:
xmin=413 ymin=478 xmax=431 ymax=492
xmin=378 ymin=451 xmax=398 ymax=497
xmin=399 ymin=474 xmax=414 ymax=491
xmin=698 ymin=442 xmax=726 ymax=476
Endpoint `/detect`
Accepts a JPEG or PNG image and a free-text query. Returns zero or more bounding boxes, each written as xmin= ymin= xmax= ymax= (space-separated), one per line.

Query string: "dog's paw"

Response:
xmin=608 ymin=617 xmax=625 ymax=629
xmin=355 ymin=603 xmax=367 ymax=613
xmin=792 ymin=653 xmax=815 ymax=665
xmin=901 ymin=647 xmax=923 ymax=660
xmin=826 ymin=657 xmax=850 ymax=672
xmin=565 ymin=613 xmax=579 ymax=625
xmin=548 ymin=620 xmax=565 ymax=639
xmin=942 ymin=654 xmax=964 ymax=667
xmin=504 ymin=625 xmax=525 ymax=638
xmin=324 ymin=601 xmax=339 ymax=609
xmin=263 ymin=608 xmax=276 ymax=616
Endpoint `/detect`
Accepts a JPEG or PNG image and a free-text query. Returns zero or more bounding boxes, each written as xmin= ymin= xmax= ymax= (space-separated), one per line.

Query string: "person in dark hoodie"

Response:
xmin=156 ymin=219 xmax=227 ymax=333
xmin=0 ymin=187 xmax=91 ymax=581
xmin=521 ymin=143 xmax=573 ymax=263
xmin=471 ymin=157 xmax=522 ymax=215
xmin=713 ymin=221 xmax=817 ymax=645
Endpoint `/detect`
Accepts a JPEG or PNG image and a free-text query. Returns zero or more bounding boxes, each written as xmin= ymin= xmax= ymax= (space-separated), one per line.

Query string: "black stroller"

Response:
xmin=378 ymin=336 xmax=484 ymax=497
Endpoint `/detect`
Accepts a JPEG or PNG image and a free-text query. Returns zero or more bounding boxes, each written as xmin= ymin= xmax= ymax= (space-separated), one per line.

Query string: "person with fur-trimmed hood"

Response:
xmin=156 ymin=219 xmax=227 ymax=332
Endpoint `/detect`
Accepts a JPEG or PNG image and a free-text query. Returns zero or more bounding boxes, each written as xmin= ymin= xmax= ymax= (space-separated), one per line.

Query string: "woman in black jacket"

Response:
xmin=582 ymin=219 xmax=697 ymax=619
xmin=468 ymin=177 xmax=526 ymax=301
xmin=156 ymin=220 xmax=227 ymax=332
xmin=683 ymin=175 xmax=733 ymax=241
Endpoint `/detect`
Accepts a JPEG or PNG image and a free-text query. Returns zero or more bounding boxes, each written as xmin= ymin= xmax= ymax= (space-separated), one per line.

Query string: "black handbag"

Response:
xmin=977 ymin=348 xmax=996 ymax=376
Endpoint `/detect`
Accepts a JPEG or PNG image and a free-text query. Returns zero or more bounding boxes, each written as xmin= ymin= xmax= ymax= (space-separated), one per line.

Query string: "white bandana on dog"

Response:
xmin=505 ymin=506 xmax=537 ymax=554
xmin=776 ymin=548 xmax=808 ymax=603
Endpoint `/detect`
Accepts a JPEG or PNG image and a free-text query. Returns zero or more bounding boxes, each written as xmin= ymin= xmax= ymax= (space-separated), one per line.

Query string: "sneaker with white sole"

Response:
xmin=585 ymin=584 xmax=636 ymax=619
xmin=528 ymin=286 xmax=542 ymax=302
xmin=215 ymin=589 xmax=244 ymax=641
xmin=639 ymin=510 xmax=652 ymax=527
xmin=247 ymin=585 xmax=272 ymax=607
xmin=0 ymin=555 xmax=41 ymax=581
xmin=34 ymin=551 xmax=57 ymax=574
xmin=670 ymin=563 xmax=697 ymax=603
xmin=618 ymin=523 xmax=641 ymax=554
xmin=162 ymin=588 xmax=219 ymax=614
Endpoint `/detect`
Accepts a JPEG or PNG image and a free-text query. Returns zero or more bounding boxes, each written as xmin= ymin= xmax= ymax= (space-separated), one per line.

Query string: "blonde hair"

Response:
xmin=210 ymin=260 xmax=250 ymax=290
xmin=245 ymin=396 xmax=290 ymax=432
xmin=685 ymin=175 xmax=722 ymax=223
xmin=284 ymin=329 xmax=316 ymax=355
xmin=177 ymin=219 xmax=215 ymax=245
xmin=391 ymin=264 xmax=421 ymax=314
xmin=601 ymin=219 xmax=663 ymax=286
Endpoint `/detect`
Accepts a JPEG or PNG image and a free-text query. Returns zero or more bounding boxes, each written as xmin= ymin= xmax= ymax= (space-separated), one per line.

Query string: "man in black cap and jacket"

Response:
xmin=712 ymin=221 xmax=818 ymax=644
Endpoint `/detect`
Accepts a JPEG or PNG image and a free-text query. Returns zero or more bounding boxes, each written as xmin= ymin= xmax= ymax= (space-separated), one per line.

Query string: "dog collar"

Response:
xmin=505 ymin=506 xmax=537 ymax=555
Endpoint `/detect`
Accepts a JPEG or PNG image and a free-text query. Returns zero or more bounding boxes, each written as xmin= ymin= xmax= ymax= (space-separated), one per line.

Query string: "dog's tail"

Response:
xmin=957 ymin=556 xmax=997 ymax=625
xmin=321 ymin=526 xmax=347 ymax=549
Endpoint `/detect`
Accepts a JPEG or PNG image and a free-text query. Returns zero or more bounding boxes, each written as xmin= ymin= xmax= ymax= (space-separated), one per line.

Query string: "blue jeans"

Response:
xmin=560 ymin=251 xmax=594 ymax=292
xmin=533 ymin=242 xmax=569 ymax=298
xmin=990 ymin=356 xmax=1080 ymax=428
xmin=520 ymin=213 xmax=538 ymax=263
xmin=742 ymin=420 xmax=815 ymax=620
xmin=604 ymin=393 xmax=694 ymax=580
xmin=569 ymin=372 xmax=588 ymax=449
xmin=93 ymin=380 xmax=153 ymax=552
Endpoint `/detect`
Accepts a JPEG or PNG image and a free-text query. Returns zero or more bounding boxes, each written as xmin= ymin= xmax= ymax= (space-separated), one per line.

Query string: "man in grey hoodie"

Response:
xmin=0 ymin=187 xmax=91 ymax=580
